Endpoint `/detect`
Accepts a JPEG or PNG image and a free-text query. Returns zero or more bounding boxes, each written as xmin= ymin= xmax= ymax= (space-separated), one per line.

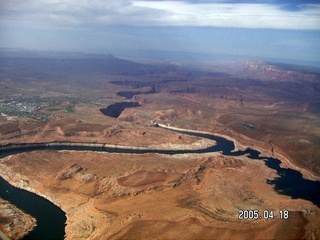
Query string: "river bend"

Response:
xmin=0 ymin=125 xmax=319 ymax=239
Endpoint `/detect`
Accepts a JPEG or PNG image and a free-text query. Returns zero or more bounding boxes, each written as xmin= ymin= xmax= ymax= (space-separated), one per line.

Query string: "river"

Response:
xmin=0 ymin=176 xmax=66 ymax=239
xmin=0 ymin=126 xmax=319 ymax=239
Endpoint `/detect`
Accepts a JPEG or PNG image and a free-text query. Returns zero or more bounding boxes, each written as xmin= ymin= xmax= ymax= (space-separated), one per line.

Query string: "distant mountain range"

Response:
xmin=1 ymin=49 xmax=319 ymax=81
xmin=239 ymin=59 xmax=320 ymax=82
xmin=0 ymin=50 xmax=160 ymax=76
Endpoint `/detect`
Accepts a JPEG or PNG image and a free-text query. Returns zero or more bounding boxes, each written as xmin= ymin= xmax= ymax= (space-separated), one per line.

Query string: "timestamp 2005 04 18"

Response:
xmin=238 ymin=210 xmax=289 ymax=220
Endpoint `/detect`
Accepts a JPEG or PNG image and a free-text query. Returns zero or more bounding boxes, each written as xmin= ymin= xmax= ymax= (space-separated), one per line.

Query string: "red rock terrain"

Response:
xmin=0 ymin=147 xmax=319 ymax=239
xmin=0 ymin=54 xmax=319 ymax=239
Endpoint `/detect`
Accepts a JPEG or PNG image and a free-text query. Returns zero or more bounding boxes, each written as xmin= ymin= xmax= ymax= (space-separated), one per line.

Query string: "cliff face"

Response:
xmin=240 ymin=60 xmax=320 ymax=82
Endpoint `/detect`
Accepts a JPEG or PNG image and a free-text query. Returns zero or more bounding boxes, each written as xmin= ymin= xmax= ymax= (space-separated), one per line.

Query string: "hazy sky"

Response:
xmin=1 ymin=0 xmax=320 ymax=63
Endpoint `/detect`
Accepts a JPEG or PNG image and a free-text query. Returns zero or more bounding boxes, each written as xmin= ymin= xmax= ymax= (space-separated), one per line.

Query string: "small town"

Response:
xmin=0 ymin=96 xmax=56 ymax=120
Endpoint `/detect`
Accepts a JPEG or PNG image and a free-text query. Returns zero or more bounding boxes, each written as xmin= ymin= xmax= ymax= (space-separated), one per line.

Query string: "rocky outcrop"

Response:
xmin=0 ymin=136 xmax=216 ymax=152
xmin=57 ymin=164 xmax=83 ymax=180
xmin=0 ymin=198 xmax=36 ymax=240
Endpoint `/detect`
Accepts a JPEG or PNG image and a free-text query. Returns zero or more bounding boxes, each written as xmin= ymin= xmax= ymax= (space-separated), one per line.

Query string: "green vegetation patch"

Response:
xmin=47 ymin=107 xmax=61 ymax=112
xmin=65 ymin=105 xmax=75 ymax=113
xmin=0 ymin=217 xmax=8 ymax=224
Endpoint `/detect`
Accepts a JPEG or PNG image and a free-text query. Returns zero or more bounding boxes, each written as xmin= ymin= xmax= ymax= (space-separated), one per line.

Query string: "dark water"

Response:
xmin=117 ymin=91 xmax=142 ymax=99
xmin=265 ymin=158 xmax=320 ymax=205
xmin=100 ymin=101 xmax=140 ymax=118
xmin=0 ymin=126 xmax=319 ymax=239
xmin=0 ymin=176 xmax=66 ymax=240
xmin=117 ymin=87 xmax=155 ymax=99
xmin=166 ymin=128 xmax=320 ymax=208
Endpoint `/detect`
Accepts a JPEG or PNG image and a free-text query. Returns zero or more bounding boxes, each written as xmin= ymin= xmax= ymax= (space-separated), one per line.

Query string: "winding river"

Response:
xmin=0 ymin=125 xmax=319 ymax=239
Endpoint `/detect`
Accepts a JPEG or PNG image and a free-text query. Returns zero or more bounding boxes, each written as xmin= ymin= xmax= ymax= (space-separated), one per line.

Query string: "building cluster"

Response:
xmin=0 ymin=96 xmax=56 ymax=120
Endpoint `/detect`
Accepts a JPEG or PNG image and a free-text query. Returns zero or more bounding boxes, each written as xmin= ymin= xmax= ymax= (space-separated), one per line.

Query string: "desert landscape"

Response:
xmin=0 ymin=51 xmax=319 ymax=239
